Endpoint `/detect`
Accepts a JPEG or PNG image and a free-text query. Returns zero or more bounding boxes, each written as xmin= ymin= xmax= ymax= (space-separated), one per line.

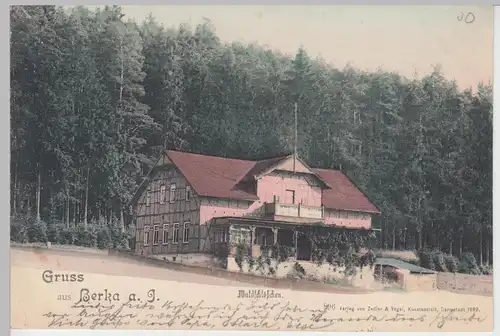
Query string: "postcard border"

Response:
xmin=4 ymin=4 xmax=11 ymax=336
xmin=6 ymin=2 xmax=500 ymax=336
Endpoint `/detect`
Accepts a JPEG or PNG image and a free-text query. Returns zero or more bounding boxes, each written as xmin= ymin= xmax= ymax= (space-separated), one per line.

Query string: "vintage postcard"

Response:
xmin=10 ymin=4 xmax=494 ymax=333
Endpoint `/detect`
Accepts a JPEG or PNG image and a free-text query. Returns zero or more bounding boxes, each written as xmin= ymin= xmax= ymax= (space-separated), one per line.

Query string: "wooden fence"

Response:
xmin=436 ymin=272 xmax=493 ymax=296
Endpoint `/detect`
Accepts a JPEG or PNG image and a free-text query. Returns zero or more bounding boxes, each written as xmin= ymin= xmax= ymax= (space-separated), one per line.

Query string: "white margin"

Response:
xmin=6 ymin=2 xmax=499 ymax=336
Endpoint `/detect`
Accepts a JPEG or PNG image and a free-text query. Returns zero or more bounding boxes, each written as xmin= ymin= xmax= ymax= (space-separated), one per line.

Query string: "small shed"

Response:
xmin=375 ymin=257 xmax=437 ymax=291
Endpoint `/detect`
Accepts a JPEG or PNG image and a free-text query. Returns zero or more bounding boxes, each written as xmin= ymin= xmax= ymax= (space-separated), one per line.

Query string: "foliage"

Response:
xmin=26 ymin=217 xmax=48 ymax=244
xmin=213 ymin=243 xmax=229 ymax=268
xmin=233 ymin=230 xmax=376 ymax=278
xmin=479 ymin=264 xmax=493 ymax=276
xmin=10 ymin=214 xmax=29 ymax=243
xmin=458 ymin=252 xmax=481 ymax=275
xmin=308 ymin=229 xmax=377 ymax=276
xmin=444 ymin=254 xmax=459 ymax=273
xmin=10 ymin=214 xmax=132 ymax=250
xmin=293 ymin=261 xmax=306 ymax=275
xmin=431 ymin=250 xmax=448 ymax=272
xmin=417 ymin=249 xmax=436 ymax=271
xmin=286 ymin=262 xmax=307 ymax=280
xmin=10 ymin=5 xmax=492 ymax=268
xmin=233 ymin=243 xmax=296 ymax=276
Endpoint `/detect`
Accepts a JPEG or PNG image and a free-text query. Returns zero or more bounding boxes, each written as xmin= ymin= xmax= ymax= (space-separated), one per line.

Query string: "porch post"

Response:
xmin=294 ymin=230 xmax=298 ymax=259
xmin=250 ymin=226 xmax=256 ymax=245
xmin=229 ymin=224 xmax=234 ymax=243
xmin=272 ymin=227 xmax=278 ymax=244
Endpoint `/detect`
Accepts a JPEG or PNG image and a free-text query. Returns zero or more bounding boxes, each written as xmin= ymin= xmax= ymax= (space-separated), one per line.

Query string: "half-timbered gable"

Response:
xmin=134 ymin=156 xmax=200 ymax=256
xmin=131 ymin=150 xmax=380 ymax=257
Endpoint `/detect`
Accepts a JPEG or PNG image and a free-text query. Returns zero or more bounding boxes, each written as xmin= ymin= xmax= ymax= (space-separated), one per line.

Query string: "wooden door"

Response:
xmin=285 ymin=189 xmax=295 ymax=204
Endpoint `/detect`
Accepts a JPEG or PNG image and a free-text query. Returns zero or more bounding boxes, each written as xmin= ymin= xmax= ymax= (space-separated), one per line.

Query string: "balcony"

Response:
xmin=265 ymin=201 xmax=324 ymax=220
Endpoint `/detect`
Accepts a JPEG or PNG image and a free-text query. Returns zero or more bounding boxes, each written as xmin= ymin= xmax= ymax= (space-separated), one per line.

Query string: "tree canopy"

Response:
xmin=10 ymin=6 xmax=492 ymax=264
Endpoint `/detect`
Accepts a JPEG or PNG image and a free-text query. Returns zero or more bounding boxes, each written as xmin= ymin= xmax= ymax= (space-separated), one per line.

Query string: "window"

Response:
xmin=144 ymin=226 xmax=150 ymax=246
xmin=170 ymin=184 xmax=176 ymax=203
xmin=162 ymin=224 xmax=169 ymax=245
xmin=285 ymin=189 xmax=295 ymax=204
xmin=186 ymin=186 xmax=191 ymax=201
xmin=159 ymin=185 xmax=166 ymax=204
xmin=230 ymin=227 xmax=251 ymax=244
xmin=153 ymin=225 xmax=160 ymax=245
xmin=146 ymin=189 xmax=151 ymax=207
xmin=183 ymin=222 xmax=190 ymax=243
xmin=215 ymin=229 xmax=227 ymax=243
xmin=173 ymin=223 xmax=179 ymax=244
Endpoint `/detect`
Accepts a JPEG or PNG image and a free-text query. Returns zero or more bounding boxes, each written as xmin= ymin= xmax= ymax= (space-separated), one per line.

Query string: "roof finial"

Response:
xmin=293 ymin=102 xmax=298 ymax=172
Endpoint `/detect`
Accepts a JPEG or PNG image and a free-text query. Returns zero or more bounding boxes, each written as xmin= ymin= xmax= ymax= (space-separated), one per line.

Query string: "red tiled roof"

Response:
xmin=166 ymin=150 xmax=258 ymax=200
xmin=164 ymin=150 xmax=380 ymax=214
xmin=240 ymin=155 xmax=289 ymax=181
xmin=313 ymin=168 xmax=380 ymax=214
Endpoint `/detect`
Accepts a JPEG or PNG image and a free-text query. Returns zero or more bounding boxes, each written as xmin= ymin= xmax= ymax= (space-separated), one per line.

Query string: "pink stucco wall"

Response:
xmin=323 ymin=209 xmax=371 ymax=229
xmin=199 ymin=200 xmax=371 ymax=229
xmin=256 ymin=174 xmax=322 ymax=206
xmin=199 ymin=199 xmax=264 ymax=225
xmin=198 ymin=174 xmax=372 ymax=230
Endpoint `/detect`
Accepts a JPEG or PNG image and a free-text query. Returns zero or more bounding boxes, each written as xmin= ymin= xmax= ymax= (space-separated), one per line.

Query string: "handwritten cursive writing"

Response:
xmin=41 ymin=290 xmax=489 ymax=331
xmin=457 ymin=12 xmax=475 ymax=24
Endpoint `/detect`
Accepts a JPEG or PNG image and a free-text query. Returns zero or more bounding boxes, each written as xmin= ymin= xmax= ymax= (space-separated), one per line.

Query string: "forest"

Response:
xmin=10 ymin=6 xmax=492 ymax=268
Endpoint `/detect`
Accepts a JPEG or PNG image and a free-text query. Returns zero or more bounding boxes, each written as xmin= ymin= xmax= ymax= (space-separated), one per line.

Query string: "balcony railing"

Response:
xmin=265 ymin=201 xmax=324 ymax=220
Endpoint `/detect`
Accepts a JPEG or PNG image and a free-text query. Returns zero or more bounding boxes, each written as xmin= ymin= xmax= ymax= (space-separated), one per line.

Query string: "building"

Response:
xmin=374 ymin=257 xmax=437 ymax=291
xmin=131 ymin=150 xmax=380 ymax=263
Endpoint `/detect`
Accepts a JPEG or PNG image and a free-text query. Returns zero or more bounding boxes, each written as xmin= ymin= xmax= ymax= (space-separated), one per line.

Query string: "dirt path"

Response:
xmin=10 ymin=247 xmax=256 ymax=288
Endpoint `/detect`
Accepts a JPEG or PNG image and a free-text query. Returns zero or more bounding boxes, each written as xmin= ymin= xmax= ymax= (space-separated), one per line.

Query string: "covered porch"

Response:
xmin=210 ymin=216 xmax=377 ymax=262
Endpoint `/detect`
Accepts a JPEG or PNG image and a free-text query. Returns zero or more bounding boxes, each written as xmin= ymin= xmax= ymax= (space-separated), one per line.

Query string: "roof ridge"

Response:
xmin=311 ymin=167 xmax=342 ymax=173
xmin=165 ymin=149 xmax=256 ymax=163
xmin=255 ymin=154 xmax=291 ymax=162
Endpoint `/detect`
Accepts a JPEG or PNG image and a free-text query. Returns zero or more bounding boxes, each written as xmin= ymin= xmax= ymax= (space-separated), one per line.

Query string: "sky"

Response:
xmin=98 ymin=5 xmax=493 ymax=90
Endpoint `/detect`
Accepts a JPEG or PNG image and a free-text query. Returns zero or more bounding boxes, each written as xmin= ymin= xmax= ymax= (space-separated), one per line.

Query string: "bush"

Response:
xmin=96 ymin=225 xmax=111 ymax=249
xmin=444 ymin=254 xmax=459 ymax=273
xmin=458 ymin=252 xmax=481 ymax=275
xmin=108 ymin=221 xmax=131 ymax=249
xmin=431 ymin=250 xmax=448 ymax=272
xmin=479 ymin=264 xmax=493 ymax=275
xmin=358 ymin=249 xmax=377 ymax=269
xmin=60 ymin=226 xmax=77 ymax=245
xmin=10 ymin=215 xmax=29 ymax=243
xmin=417 ymin=249 xmax=435 ymax=270
xmin=293 ymin=262 xmax=306 ymax=275
xmin=74 ymin=223 xmax=98 ymax=247
xmin=26 ymin=217 xmax=48 ymax=243
xmin=46 ymin=220 xmax=64 ymax=244
xmin=10 ymin=214 xmax=134 ymax=250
